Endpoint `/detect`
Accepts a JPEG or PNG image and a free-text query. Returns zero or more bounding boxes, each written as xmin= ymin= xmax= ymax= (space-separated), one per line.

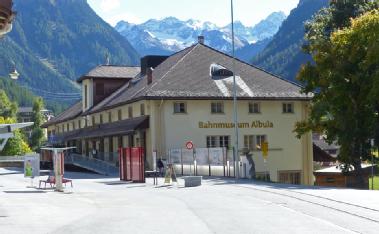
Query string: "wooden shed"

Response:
xmin=314 ymin=164 xmax=374 ymax=189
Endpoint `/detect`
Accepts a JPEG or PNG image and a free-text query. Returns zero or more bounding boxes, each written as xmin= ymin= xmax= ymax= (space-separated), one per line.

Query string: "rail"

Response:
xmin=65 ymin=153 xmax=119 ymax=176
xmin=0 ymin=156 xmax=25 ymax=162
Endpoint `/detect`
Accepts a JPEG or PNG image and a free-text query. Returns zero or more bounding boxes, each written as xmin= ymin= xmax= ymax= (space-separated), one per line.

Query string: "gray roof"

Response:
xmin=77 ymin=65 xmax=140 ymax=82
xmin=313 ymin=139 xmax=340 ymax=151
xmin=55 ymin=116 xmax=149 ymax=141
xmin=88 ymin=43 xmax=311 ymax=114
xmin=18 ymin=107 xmax=50 ymax=113
xmin=315 ymin=164 xmax=373 ymax=174
xmin=42 ymin=101 xmax=82 ymax=127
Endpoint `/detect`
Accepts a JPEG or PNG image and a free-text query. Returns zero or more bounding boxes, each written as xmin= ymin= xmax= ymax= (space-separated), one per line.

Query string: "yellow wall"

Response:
xmin=46 ymin=98 xmax=313 ymax=185
xmin=149 ymin=99 xmax=313 ymax=184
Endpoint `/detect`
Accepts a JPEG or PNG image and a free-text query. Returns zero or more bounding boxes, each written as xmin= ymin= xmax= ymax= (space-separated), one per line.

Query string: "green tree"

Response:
xmin=296 ymin=2 xmax=379 ymax=188
xmin=0 ymin=89 xmax=18 ymax=118
xmin=30 ymin=97 xmax=45 ymax=151
xmin=0 ymin=117 xmax=32 ymax=156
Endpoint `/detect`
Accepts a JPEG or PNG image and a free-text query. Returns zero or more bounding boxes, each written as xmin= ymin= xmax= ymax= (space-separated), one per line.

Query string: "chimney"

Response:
xmin=147 ymin=67 xmax=153 ymax=85
xmin=140 ymin=55 xmax=169 ymax=76
xmin=198 ymin=35 xmax=204 ymax=44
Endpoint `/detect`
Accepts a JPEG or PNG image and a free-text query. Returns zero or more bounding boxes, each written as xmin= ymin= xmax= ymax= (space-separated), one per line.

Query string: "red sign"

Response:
xmin=186 ymin=141 xmax=194 ymax=150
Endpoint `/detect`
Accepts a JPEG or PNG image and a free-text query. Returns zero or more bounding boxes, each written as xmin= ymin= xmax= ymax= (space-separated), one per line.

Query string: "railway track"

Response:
xmin=234 ymin=183 xmax=379 ymax=224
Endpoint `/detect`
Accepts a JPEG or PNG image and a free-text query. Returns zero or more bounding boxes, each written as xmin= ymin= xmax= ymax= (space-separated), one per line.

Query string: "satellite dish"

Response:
xmin=9 ymin=68 xmax=19 ymax=80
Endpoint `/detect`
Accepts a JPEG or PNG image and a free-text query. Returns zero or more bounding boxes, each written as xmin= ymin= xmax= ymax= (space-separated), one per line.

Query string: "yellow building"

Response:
xmin=42 ymin=40 xmax=313 ymax=185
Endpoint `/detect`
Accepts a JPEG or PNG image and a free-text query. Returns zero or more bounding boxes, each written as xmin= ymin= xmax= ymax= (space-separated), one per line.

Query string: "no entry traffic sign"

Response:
xmin=186 ymin=141 xmax=194 ymax=150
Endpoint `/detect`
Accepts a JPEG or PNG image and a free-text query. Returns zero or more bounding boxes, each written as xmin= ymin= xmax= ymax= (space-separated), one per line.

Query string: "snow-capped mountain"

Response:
xmin=115 ymin=12 xmax=286 ymax=58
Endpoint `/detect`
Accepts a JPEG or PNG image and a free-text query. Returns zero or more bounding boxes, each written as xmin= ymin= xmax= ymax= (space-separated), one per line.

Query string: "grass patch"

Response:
xmin=369 ymin=176 xmax=379 ymax=190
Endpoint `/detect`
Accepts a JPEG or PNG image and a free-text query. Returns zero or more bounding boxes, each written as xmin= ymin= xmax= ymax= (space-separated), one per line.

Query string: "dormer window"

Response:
xmin=84 ymin=84 xmax=88 ymax=109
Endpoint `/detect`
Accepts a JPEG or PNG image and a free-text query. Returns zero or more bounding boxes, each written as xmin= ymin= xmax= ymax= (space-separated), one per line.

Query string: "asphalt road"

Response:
xmin=1 ymin=168 xmax=379 ymax=234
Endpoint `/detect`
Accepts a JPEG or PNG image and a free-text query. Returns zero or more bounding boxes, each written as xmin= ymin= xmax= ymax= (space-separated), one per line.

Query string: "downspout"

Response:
xmin=158 ymin=99 xmax=165 ymax=159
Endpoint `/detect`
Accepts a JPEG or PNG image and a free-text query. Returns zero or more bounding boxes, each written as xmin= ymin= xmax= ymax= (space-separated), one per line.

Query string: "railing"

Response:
xmin=65 ymin=153 xmax=119 ymax=176
xmin=0 ymin=156 xmax=25 ymax=162
xmin=92 ymin=152 xmax=119 ymax=166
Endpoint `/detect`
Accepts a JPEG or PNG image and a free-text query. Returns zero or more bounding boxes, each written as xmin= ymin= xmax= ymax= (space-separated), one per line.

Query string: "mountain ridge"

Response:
xmin=115 ymin=12 xmax=286 ymax=57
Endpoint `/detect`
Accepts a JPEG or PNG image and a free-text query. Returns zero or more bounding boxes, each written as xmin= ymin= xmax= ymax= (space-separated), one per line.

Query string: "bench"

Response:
xmin=182 ymin=176 xmax=202 ymax=187
xmin=39 ymin=176 xmax=73 ymax=189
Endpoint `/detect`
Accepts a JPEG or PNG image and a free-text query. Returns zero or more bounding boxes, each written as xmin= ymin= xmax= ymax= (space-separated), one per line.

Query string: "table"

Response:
xmin=145 ymin=170 xmax=159 ymax=185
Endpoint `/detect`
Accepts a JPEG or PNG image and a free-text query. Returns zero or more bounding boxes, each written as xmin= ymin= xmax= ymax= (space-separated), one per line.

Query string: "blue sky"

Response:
xmin=87 ymin=0 xmax=300 ymax=27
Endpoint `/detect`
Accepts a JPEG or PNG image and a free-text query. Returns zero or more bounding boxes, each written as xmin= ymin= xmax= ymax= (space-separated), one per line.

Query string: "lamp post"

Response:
xmin=370 ymin=139 xmax=375 ymax=190
xmin=209 ymin=0 xmax=240 ymax=180
xmin=230 ymin=0 xmax=240 ymax=179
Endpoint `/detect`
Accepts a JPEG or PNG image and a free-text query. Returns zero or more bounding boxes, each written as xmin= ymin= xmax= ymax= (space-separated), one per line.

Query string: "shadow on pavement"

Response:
xmin=124 ymin=185 xmax=147 ymax=189
xmin=205 ymin=177 xmax=339 ymax=190
xmin=97 ymin=181 xmax=133 ymax=185
xmin=3 ymin=190 xmax=46 ymax=193
xmin=62 ymin=172 xmax=118 ymax=180
xmin=0 ymin=167 xmax=23 ymax=175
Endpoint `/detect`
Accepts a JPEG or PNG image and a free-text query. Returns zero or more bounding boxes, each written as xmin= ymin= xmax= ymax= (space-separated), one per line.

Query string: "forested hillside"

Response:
xmin=251 ymin=0 xmax=329 ymax=82
xmin=0 ymin=78 xmax=68 ymax=114
xmin=0 ymin=0 xmax=139 ymax=112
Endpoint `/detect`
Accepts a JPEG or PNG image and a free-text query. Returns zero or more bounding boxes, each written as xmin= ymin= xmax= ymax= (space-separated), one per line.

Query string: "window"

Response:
xmin=219 ymin=136 xmax=230 ymax=148
xmin=78 ymin=120 xmax=81 ymax=129
xmin=91 ymin=116 xmax=95 ymax=126
xmin=211 ymin=102 xmax=224 ymax=114
xmin=207 ymin=136 xmax=217 ymax=148
xmin=96 ymin=83 xmax=105 ymax=95
xmin=207 ymin=136 xmax=230 ymax=148
xmin=249 ymin=102 xmax=260 ymax=114
xmin=244 ymin=135 xmax=267 ymax=150
xmin=173 ymin=102 xmax=186 ymax=114
xmin=118 ymin=109 xmax=122 ymax=121
xmin=278 ymin=171 xmax=301 ymax=185
xmin=283 ymin=103 xmax=294 ymax=113
xmin=128 ymin=106 xmax=133 ymax=118
xmin=84 ymin=84 xmax=88 ymax=109
xmin=256 ymin=135 xmax=266 ymax=148
xmin=140 ymin=104 xmax=145 ymax=116
xmin=100 ymin=114 xmax=103 ymax=124
xmin=108 ymin=112 xmax=112 ymax=122
xmin=244 ymin=135 xmax=255 ymax=150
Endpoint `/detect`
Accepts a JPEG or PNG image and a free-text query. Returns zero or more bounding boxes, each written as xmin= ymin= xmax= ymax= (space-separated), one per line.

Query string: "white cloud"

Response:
xmin=100 ymin=0 xmax=121 ymax=13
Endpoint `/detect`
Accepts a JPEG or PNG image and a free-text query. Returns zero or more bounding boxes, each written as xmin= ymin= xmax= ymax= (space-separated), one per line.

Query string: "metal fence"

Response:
xmin=167 ymin=148 xmax=239 ymax=177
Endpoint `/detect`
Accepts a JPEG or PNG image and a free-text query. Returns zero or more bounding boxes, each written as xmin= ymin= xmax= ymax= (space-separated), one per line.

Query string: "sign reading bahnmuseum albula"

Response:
xmin=198 ymin=120 xmax=274 ymax=129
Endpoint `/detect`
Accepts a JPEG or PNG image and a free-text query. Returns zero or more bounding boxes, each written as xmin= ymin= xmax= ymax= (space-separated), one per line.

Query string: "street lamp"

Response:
xmin=9 ymin=67 xmax=19 ymax=80
xmin=230 ymin=0 xmax=240 ymax=179
xmin=208 ymin=0 xmax=240 ymax=179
